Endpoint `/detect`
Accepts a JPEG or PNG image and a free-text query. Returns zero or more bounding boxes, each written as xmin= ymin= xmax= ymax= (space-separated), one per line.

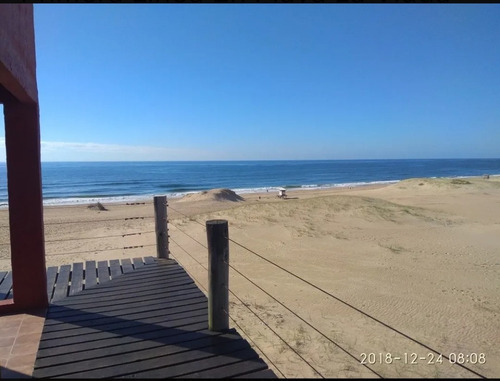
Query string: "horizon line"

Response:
xmin=1 ymin=157 xmax=499 ymax=164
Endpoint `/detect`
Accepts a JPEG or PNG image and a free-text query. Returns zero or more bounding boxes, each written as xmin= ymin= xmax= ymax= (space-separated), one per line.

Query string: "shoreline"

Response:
xmin=1 ymin=179 xmax=400 ymax=209
xmin=2 ymin=174 xmax=498 ymax=209
xmin=44 ymin=174 xmax=500 ymax=208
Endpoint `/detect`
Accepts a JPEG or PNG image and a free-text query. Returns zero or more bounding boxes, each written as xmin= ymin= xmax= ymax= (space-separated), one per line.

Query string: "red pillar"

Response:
xmin=3 ymin=101 xmax=48 ymax=310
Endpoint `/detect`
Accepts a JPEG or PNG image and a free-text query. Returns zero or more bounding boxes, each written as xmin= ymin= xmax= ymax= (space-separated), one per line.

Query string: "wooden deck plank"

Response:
xmin=128 ymin=342 xmax=259 ymax=379
xmin=45 ymin=283 xmax=201 ymax=317
xmin=38 ymin=309 xmax=209 ymax=350
xmin=51 ymin=264 xmax=71 ymax=302
xmin=44 ymin=290 xmax=205 ymax=325
xmin=43 ymin=306 xmax=207 ymax=336
xmin=40 ymin=332 xmax=250 ymax=378
xmin=84 ymin=261 xmax=97 ymax=289
xmin=132 ymin=257 xmax=144 ymax=268
xmin=37 ymin=320 xmax=210 ymax=359
xmin=50 ymin=270 xmax=195 ymax=300
xmin=46 ymin=281 xmax=200 ymax=313
xmin=50 ymin=262 xmax=183 ymax=300
xmin=45 ymin=272 xmax=196 ymax=310
xmin=121 ymin=258 xmax=134 ymax=273
xmin=36 ymin=321 xmax=209 ymax=359
xmin=109 ymin=259 xmax=122 ymax=279
xmin=42 ymin=304 xmax=209 ymax=341
xmin=68 ymin=262 xmax=84 ymax=296
xmin=0 ymin=271 xmax=12 ymax=299
xmin=33 ymin=259 xmax=275 ymax=379
xmin=173 ymin=347 xmax=268 ymax=378
xmin=46 ymin=266 xmax=58 ymax=301
xmin=114 ymin=335 xmax=253 ymax=379
xmin=45 ymin=286 xmax=201 ymax=321
xmin=41 ymin=300 xmax=208 ymax=340
xmin=144 ymin=255 xmax=155 ymax=264
xmin=0 ymin=271 xmax=7 ymax=300
xmin=234 ymin=368 xmax=279 ymax=378
xmin=36 ymin=329 xmax=228 ymax=375
xmin=0 ymin=257 xmax=163 ymax=301
xmin=97 ymin=260 xmax=110 ymax=283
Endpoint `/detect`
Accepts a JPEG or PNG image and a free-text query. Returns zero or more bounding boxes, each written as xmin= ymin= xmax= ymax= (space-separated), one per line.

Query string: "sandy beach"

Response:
xmin=0 ymin=176 xmax=499 ymax=378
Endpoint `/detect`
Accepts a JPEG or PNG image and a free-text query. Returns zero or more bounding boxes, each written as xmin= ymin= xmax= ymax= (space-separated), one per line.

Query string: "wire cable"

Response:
xmin=169 ymin=242 xmax=287 ymax=378
xmin=167 ymin=248 xmax=208 ymax=295
xmin=41 ymin=201 xmax=153 ymax=209
xmin=46 ymin=243 xmax=156 ymax=257
xmin=2 ymin=229 xmax=154 ymax=246
xmin=44 ymin=230 xmax=155 ymax=244
xmin=226 ymin=312 xmax=287 ymax=379
xmin=169 ymin=236 xmax=207 ymax=271
xmin=227 ymin=238 xmax=485 ymax=379
xmin=169 ymin=215 xmax=378 ymax=376
xmin=166 ymin=205 xmax=196 ymax=221
xmin=227 ymin=261 xmax=382 ymax=378
xmin=43 ymin=216 xmax=154 ymax=225
xmin=227 ymin=289 xmax=323 ymax=378
xmin=169 ymin=222 xmax=208 ymax=249
xmin=169 ymin=207 xmax=487 ymax=378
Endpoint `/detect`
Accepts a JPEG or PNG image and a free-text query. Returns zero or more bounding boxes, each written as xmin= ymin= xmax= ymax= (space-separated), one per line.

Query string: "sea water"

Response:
xmin=0 ymin=159 xmax=499 ymax=207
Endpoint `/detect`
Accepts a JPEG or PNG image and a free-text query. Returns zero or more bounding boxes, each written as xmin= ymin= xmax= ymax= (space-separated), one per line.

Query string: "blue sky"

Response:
xmin=1 ymin=4 xmax=499 ymax=161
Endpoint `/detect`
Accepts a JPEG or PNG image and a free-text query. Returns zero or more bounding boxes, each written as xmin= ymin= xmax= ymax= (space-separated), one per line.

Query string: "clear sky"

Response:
xmin=1 ymin=4 xmax=499 ymax=161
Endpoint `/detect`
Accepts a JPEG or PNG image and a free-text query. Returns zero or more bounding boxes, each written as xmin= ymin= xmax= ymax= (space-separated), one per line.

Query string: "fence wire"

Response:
xmin=169 ymin=237 xmax=290 ymax=378
xmin=45 ymin=230 xmax=155 ymax=244
xmin=169 ymin=220 xmax=347 ymax=378
xmin=167 ymin=207 xmax=487 ymax=379
xmin=45 ymin=244 xmax=157 ymax=257
xmin=1 ymin=203 xmax=157 ymax=260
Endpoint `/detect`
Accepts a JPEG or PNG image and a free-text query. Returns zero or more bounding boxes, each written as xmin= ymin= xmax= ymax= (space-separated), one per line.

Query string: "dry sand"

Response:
xmin=0 ymin=176 xmax=499 ymax=378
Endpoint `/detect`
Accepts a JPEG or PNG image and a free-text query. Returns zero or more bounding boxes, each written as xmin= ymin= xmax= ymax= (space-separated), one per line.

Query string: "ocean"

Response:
xmin=0 ymin=159 xmax=499 ymax=207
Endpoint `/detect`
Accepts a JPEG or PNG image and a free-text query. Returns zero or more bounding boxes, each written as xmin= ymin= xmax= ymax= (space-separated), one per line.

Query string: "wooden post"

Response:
xmin=206 ymin=219 xmax=229 ymax=332
xmin=154 ymin=195 xmax=169 ymax=259
xmin=3 ymin=102 xmax=48 ymax=311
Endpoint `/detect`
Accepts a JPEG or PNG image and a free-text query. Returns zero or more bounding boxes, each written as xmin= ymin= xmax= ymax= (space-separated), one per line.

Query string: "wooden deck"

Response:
xmin=30 ymin=257 xmax=276 ymax=378
xmin=1 ymin=257 xmax=157 ymax=303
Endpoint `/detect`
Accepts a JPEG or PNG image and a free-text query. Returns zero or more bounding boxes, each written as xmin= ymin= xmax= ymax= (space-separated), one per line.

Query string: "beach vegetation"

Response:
xmin=87 ymin=202 xmax=108 ymax=211
xmin=380 ymin=243 xmax=406 ymax=254
xmin=451 ymin=179 xmax=472 ymax=185
xmin=292 ymin=324 xmax=310 ymax=354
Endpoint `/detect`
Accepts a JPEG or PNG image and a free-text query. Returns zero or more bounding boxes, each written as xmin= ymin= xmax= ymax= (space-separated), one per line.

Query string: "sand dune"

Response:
xmin=178 ymin=188 xmax=245 ymax=203
xmin=381 ymin=176 xmax=500 ymax=193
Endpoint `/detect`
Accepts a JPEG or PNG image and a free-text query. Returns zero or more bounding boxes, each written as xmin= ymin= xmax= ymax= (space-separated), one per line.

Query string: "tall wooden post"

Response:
xmin=4 ymin=102 xmax=48 ymax=310
xmin=206 ymin=219 xmax=229 ymax=332
xmin=0 ymin=4 xmax=48 ymax=312
xmin=154 ymin=195 xmax=169 ymax=259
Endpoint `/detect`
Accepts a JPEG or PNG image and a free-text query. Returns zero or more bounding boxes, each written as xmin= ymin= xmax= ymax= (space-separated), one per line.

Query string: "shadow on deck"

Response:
xmin=26 ymin=258 xmax=276 ymax=378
